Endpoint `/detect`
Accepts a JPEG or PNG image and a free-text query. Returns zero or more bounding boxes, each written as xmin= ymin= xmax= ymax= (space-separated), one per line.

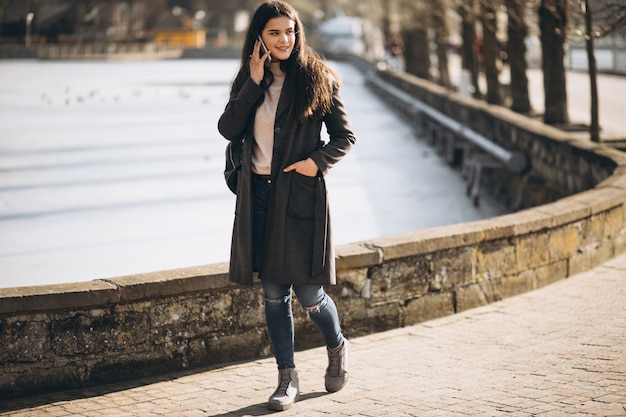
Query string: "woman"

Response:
xmin=217 ymin=0 xmax=356 ymax=411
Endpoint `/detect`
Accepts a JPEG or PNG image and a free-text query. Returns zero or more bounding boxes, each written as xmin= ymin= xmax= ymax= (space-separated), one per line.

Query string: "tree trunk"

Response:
xmin=583 ymin=0 xmax=600 ymax=142
xmin=432 ymin=0 xmax=451 ymax=88
xmin=403 ymin=27 xmax=431 ymax=79
xmin=539 ymin=0 xmax=569 ymax=125
xmin=481 ymin=0 xmax=502 ymax=104
xmin=459 ymin=2 xmax=481 ymax=98
xmin=504 ymin=0 xmax=532 ymax=113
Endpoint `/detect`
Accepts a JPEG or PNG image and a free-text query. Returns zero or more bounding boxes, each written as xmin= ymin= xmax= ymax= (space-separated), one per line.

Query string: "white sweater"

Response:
xmin=252 ymin=71 xmax=285 ymax=175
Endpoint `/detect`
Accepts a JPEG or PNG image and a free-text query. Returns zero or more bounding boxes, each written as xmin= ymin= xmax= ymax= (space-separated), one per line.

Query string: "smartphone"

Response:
xmin=258 ymin=35 xmax=271 ymax=65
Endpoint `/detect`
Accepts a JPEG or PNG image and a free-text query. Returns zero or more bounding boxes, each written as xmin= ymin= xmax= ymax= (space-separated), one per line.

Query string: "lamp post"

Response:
xmin=26 ymin=12 xmax=34 ymax=48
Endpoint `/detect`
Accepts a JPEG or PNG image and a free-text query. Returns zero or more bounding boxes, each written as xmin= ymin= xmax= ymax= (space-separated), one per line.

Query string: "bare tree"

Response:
xmin=432 ymin=0 xmax=451 ymax=87
xmin=570 ymin=0 xmax=626 ymax=141
xmin=586 ymin=0 xmax=626 ymax=36
xmin=504 ymin=0 xmax=532 ymax=113
xmin=581 ymin=0 xmax=600 ymax=141
xmin=458 ymin=0 xmax=482 ymax=97
xmin=539 ymin=0 xmax=569 ymax=125
xmin=479 ymin=0 xmax=503 ymax=104
xmin=397 ymin=0 xmax=431 ymax=79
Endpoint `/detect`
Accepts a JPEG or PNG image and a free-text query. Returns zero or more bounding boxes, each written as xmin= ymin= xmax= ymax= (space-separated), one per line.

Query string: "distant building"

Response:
xmin=1 ymin=0 xmax=247 ymax=50
xmin=0 ymin=0 xmax=166 ymax=44
xmin=152 ymin=12 xmax=206 ymax=49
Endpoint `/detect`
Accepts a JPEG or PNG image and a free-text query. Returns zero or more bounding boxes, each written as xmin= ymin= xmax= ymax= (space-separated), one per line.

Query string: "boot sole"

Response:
xmin=267 ymin=393 xmax=300 ymax=411
xmin=325 ymin=375 xmax=349 ymax=393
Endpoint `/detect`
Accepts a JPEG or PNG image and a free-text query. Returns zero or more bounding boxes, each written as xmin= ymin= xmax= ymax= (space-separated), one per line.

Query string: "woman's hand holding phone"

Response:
xmin=250 ymin=37 xmax=271 ymax=85
xmin=258 ymin=36 xmax=272 ymax=65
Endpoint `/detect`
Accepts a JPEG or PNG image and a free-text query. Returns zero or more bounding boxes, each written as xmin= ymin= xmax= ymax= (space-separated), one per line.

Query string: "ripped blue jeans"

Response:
xmin=262 ymin=281 xmax=344 ymax=370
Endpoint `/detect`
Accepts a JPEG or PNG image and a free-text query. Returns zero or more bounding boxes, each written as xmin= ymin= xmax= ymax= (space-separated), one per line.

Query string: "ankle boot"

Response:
xmin=325 ymin=338 xmax=349 ymax=393
xmin=267 ymin=368 xmax=299 ymax=411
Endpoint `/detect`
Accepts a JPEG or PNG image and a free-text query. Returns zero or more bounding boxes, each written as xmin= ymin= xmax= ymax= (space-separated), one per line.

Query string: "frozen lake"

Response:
xmin=0 ymin=59 xmax=507 ymax=288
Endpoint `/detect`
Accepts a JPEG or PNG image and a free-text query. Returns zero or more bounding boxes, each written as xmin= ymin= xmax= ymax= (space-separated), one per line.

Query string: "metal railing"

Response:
xmin=366 ymin=72 xmax=528 ymax=206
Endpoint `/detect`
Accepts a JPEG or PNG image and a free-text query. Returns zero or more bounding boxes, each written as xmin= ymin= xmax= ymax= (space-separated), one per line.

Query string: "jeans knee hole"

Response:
xmin=265 ymin=295 xmax=291 ymax=305
xmin=303 ymin=301 xmax=324 ymax=315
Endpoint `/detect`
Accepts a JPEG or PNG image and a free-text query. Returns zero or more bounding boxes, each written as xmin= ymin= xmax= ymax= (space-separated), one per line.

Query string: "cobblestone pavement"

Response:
xmin=2 ymin=253 xmax=625 ymax=417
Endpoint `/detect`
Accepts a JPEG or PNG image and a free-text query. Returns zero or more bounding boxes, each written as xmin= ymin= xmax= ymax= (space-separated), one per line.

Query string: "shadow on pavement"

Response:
xmin=209 ymin=392 xmax=329 ymax=417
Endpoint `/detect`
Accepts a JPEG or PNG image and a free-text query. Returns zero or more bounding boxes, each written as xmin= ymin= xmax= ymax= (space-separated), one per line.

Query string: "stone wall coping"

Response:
xmin=0 ymin=280 xmax=120 ymax=315
xmin=3 ymin=159 xmax=625 ymax=316
xmin=104 ymin=261 xmax=232 ymax=302
xmin=0 ymin=262 xmax=231 ymax=314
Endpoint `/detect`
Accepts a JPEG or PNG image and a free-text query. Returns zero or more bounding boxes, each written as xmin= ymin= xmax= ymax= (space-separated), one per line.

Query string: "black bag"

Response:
xmin=224 ymin=138 xmax=242 ymax=194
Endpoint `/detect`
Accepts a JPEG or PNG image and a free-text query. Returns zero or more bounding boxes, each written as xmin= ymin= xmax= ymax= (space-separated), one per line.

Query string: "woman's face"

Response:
xmin=260 ymin=16 xmax=296 ymax=62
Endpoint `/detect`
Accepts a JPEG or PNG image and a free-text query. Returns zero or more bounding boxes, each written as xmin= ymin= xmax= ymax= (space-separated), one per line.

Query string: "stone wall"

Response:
xmin=2 ymin=68 xmax=626 ymax=400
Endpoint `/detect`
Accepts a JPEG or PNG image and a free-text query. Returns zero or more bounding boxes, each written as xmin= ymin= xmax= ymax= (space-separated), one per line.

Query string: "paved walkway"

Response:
xmin=2 ymin=254 xmax=625 ymax=416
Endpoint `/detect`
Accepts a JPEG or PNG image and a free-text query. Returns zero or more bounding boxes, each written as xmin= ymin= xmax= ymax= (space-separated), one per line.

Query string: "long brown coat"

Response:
xmin=217 ymin=76 xmax=355 ymax=287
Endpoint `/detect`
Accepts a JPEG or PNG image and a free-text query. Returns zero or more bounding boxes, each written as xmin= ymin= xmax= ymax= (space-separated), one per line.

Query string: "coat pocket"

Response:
xmin=286 ymin=172 xmax=316 ymax=220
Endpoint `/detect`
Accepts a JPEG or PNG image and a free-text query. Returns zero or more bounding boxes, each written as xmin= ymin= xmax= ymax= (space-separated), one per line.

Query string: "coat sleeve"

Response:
xmin=309 ymin=86 xmax=356 ymax=176
xmin=217 ymin=78 xmax=265 ymax=141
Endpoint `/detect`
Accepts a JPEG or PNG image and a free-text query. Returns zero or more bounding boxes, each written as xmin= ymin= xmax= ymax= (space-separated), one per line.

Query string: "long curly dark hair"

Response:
xmin=230 ymin=0 xmax=340 ymax=122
